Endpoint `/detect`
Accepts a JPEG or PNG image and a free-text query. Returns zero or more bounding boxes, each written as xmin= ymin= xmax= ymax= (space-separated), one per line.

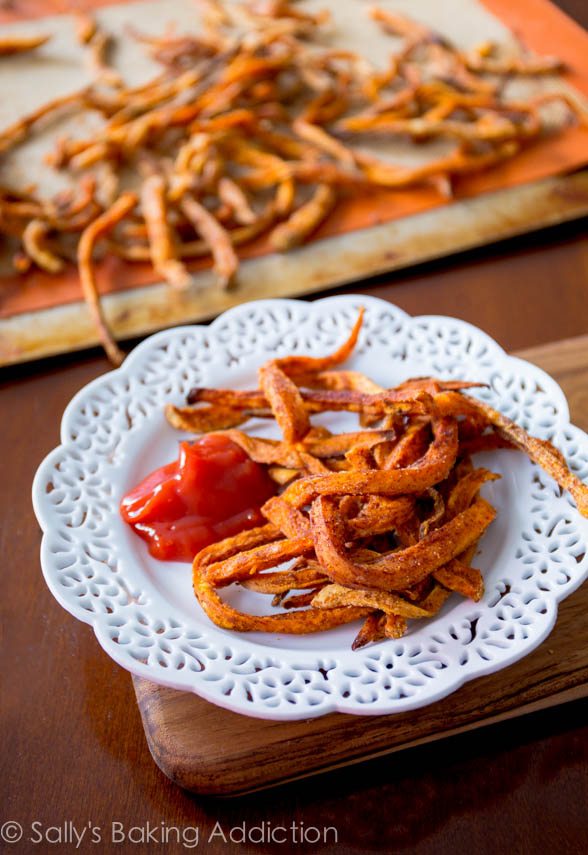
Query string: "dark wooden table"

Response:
xmin=2 ymin=3 xmax=588 ymax=852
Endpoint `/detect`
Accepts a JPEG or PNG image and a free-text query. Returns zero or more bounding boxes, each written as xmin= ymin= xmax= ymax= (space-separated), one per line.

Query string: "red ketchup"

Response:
xmin=120 ymin=435 xmax=275 ymax=562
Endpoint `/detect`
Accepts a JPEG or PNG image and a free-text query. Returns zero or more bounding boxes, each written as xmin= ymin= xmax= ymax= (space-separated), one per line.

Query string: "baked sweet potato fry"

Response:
xmin=77 ymin=192 xmax=137 ymax=365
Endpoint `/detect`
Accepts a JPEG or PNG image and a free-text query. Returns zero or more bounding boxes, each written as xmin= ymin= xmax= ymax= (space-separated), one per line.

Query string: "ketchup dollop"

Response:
xmin=120 ymin=435 xmax=276 ymax=562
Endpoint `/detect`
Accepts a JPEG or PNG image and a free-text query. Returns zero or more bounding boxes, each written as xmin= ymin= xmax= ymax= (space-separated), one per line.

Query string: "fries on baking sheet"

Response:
xmin=163 ymin=310 xmax=588 ymax=649
xmin=1 ymin=3 xmax=584 ymax=364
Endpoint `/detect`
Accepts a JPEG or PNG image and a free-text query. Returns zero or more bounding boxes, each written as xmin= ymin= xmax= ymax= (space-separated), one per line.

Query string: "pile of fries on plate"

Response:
xmin=166 ymin=311 xmax=588 ymax=649
xmin=0 ymin=1 xmax=583 ymax=363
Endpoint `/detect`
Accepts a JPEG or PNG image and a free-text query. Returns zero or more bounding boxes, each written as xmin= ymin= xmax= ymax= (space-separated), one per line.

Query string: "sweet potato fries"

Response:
xmin=1 ymin=3 xmax=583 ymax=363
xmin=165 ymin=310 xmax=588 ymax=649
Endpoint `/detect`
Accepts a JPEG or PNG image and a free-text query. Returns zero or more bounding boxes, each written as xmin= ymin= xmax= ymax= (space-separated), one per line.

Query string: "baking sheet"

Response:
xmin=1 ymin=0 xmax=588 ymax=364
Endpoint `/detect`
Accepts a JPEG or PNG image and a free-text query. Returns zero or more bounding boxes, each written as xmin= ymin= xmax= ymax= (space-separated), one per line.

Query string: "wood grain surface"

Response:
xmin=1 ymin=3 xmax=587 ymax=850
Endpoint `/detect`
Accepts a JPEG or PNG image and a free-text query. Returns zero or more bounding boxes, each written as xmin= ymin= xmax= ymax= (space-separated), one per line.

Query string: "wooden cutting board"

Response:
xmin=132 ymin=333 xmax=588 ymax=796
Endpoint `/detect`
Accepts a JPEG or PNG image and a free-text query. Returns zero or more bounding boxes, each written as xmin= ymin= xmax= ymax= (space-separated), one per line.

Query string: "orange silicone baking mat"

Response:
xmin=1 ymin=0 xmax=587 ymax=320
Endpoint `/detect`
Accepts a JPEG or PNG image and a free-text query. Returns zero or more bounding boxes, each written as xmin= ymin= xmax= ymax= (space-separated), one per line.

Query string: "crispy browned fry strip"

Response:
xmin=50 ymin=176 xmax=99 ymax=228
xmin=292 ymin=117 xmax=356 ymax=165
xmin=395 ymin=377 xmax=487 ymax=395
xmin=141 ymin=175 xmax=192 ymax=289
xmin=262 ymin=495 xmax=310 ymax=538
xmin=368 ymin=6 xmax=431 ymax=42
xmin=433 ymin=561 xmax=484 ymax=601
xmin=268 ymin=465 xmax=298 ymax=485
xmin=88 ymin=31 xmax=123 ymax=88
xmin=342 ymin=111 xmax=533 ymax=143
xmin=263 ymin=492 xmax=415 ymax=540
xmin=419 ymin=487 xmax=445 ymax=537
xmin=78 ymin=192 xmax=137 ymax=366
xmin=75 ymin=12 xmax=97 ymax=44
xmin=281 ymin=590 xmax=322 ymax=609
xmin=165 ymin=403 xmax=272 ymax=432
xmin=434 ymin=390 xmax=488 ymax=421
xmin=193 ymin=533 xmax=368 ymax=631
xmin=384 ymin=614 xmax=408 ymax=638
xmin=186 ymin=387 xmax=428 ymax=419
xmin=381 ymin=422 xmax=431 ymax=469
xmin=242 ymin=563 xmax=329 ymax=594
xmin=217 ymin=176 xmax=257 ymax=224
xmin=265 ymin=492 xmax=415 ymax=541
xmin=196 ymin=0 xmax=232 ymax=29
xmin=276 ymin=308 xmax=366 ymax=379
xmin=206 ymin=535 xmax=314 ymax=588
xmin=356 ymin=142 xmax=521 ymax=188
xmin=311 ymin=495 xmax=496 ymax=591
xmin=259 ymin=361 xmax=311 ymax=443
xmin=445 ymin=468 xmax=500 ymax=519
xmin=0 ymin=34 xmax=50 ymax=55
xmin=194 ymin=566 xmax=370 ymax=634
xmin=180 ymin=193 xmax=238 ymax=287
xmin=466 ymin=398 xmax=588 ymax=517
xmin=270 ymin=184 xmax=337 ymax=251
xmin=352 ymin=612 xmax=386 ymax=649
xmin=246 ymin=142 xmax=522 ymax=190
xmin=197 ymin=522 xmax=282 ymax=566
xmin=465 ymin=49 xmax=563 ymax=76
xmin=312 ymin=583 xmax=434 ymax=618
xmin=295 ymin=369 xmax=384 ymax=394
xmin=76 ymin=14 xmax=122 ymax=87
xmin=281 ymin=415 xmax=458 ymax=507
xmin=111 ymin=204 xmax=277 ymax=261
xmin=215 ymin=431 xmax=306 ymax=467
xmin=22 ymin=219 xmax=64 ymax=273
xmin=459 ymin=432 xmax=516 ymax=456
xmin=165 ymin=402 xmax=273 ymax=433
xmin=0 ymin=89 xmax=84 ymax=154
xmin=304 ymin=429 xmax=397 ymax=458
xmin=417 ymin=584 xmax=452 ymax=614
xmin=348 ymin=496 xmax=416 ymax=537
xmin=183 ymin=386 xmax=437 ymax=424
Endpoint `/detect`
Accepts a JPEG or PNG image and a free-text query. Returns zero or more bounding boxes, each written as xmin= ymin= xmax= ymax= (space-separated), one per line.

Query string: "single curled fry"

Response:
xmin=258 ymin=361 xmax=310 ymax=443
xmin=78 ymin=192 xmax=137 ymax=365
xmin=141 ymin=175 xmax=192 ymax=289
xmin=193 ymin=548 xmax=369 ymax=633
xmin=270 ymin=184 xmax=337 ymax=251
xmin=311 ymin=495 xmax=496 ymax=591
xmin=467 ymin=399 xmax=588 ymax=517
xmin=22 ymin=219 xmax=64 ymax=273
xmin=312 ymin=583 xmax=435 ymax=618
xmin=0 ymin=34 xmax=50 ymax=56
xmin=181 ymin=193 xmax=238 ymax=287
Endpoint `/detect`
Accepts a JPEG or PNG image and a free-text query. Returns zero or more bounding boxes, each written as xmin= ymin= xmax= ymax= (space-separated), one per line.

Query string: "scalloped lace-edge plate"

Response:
xmin=32 ymin=295 xmax=588 ymax=720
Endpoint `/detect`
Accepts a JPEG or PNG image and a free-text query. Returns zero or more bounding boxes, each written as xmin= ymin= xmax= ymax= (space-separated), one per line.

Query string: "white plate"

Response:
xmin=32 ymin=296 xmax=588 ymax=720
